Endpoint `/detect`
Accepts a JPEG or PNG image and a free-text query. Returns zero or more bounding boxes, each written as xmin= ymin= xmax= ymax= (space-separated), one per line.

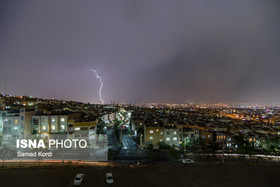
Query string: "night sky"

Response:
xmin=1 ymin=1 xmax=280 ymax=104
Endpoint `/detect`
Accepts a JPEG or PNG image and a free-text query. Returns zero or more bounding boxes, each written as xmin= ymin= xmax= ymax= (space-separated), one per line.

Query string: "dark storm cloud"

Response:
xmin=0 ymin=0 xmax=280 ymax=104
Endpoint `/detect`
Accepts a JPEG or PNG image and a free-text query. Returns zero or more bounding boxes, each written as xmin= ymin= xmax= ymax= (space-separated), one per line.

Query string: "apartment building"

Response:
xmin=31 ymin=115 xmax=68 ymax=136
xmin=144 ymin=125 xmax=164 ymax=146
xmin=164 ymin=126 xmax=180 ymax=146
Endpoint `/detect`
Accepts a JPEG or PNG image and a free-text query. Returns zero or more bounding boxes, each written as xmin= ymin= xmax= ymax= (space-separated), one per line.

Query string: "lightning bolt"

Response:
xmin=89 ymin=68 xmax=104 ymax=104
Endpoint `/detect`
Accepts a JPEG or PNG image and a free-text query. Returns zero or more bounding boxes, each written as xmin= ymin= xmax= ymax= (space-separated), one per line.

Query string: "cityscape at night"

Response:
xmin=1 ymin=1 xmax=280 ymax=186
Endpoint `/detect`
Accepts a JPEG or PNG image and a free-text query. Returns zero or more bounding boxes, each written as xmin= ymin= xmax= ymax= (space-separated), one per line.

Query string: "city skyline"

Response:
xmin=1 ymin=1 xmax=280 ymax=104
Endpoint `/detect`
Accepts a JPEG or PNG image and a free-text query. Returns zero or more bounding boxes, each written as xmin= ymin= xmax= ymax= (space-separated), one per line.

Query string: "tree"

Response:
xmin=185 ymin=137 xmax=204 ymax=150
xmin=113 ymin=119 xmax=122 ymax=143
xmin=145 ymin=144 xmax=153 ymax=150
xmin=157 ymin=141 xmax=170 ymax=150
xmin=169 ymin=144 xmax=181 ymax=160
xmin=97 ymin=120 xmax=106 ymax=134
xmin=179 ymin=142 xmax=186 ymax=153
xmin=261 ymin=136 xmax=280 ymax=154
xmin=233 ymin=135 xmax=255 ymax=154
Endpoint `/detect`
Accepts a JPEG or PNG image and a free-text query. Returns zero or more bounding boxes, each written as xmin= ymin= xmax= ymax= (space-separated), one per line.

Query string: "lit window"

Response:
xmin=42 ymin=126 xmax=46 ymax=130
xmin=15 ymin=120 xmax=18 ymax=124
xmin=14 ymin=127 xmax=17 ymax=130
xmin=149 ymin=130 xmax=154 ymax=134
xmin=227 ymin=138 xmax=231 ymax=141
xmin=61 ymin=118 xmax=65 ymax=122
xmin=149 ymin=136 xmax=153 ymax=140
xmin=202 ymin=135 xmax=205 ymax=139
xmin=166 ymin=137 xmax=170 ymax=141
xmin=173 ymin=131 xmax=177 ymax=135
xmin=140 ymin=123 xmax=142 ymax=126
xmin=160 ymin=139 xmax=163 ymax=142
xmin=61 ymin=125 xmax=65 ymax=130
xmin=208 ymin=135 xmax=211 ymax=138
xmin=51 ymin=125 xmax=55 ymax=130
xmin=74 ymin=127 xmax=80 ymax=131
xmin=156 ymin=129 xmax=159 ymax=132
xmin=173 ymin=137 xmax=177 ymax=141
xmin=51 ymin=118 xmax=55 ymax=122
xmin=160 ymin=132 xmax=163 ymax=135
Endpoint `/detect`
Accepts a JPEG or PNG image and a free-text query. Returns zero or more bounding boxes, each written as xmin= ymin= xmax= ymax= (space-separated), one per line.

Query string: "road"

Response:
xmin=107 ymin=128 xmax=120 ymax=150
xmin=1 ymin=164 xmax=279 ymax=187
xmin=116 ymin=134 xmax=172 ymax=162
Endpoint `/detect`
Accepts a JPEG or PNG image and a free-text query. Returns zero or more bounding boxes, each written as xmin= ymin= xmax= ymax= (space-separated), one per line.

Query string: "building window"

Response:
xmin=156 ymin=129 xmax=159 ymax=132
xmin=140 ymin=123 xmax=142 ymax=126
xmin=74 ymin=127 xmax=80 ymax=131
xmin=227 ymin=138 xmax=231 ymax=141
xmin=208 ymin=135 xmax=211 ymax=138
xmin=173 ymin=137 xmax=177 ymax=141
xmin=15 ymin=120 xmax=17 ymax=124
xmin=61 ymin=118 xmax=65 ymax=122
xmin=202 ymin=135 xmax=205 ymax=139
xmin=166 ymin=137 xmax=170 ymax=141
xmin=61 ymin=125 xmax=65 ymax=130
xmin=42 ymin=126 xmax=46 ymax=130
xmin=149 ymin=136 xmax=153 ymax=140
xmin=160 ymin=132 xmax=163 ymax=135
xmin=51 ymin=125 xmax=55 ymax=130
xmin=166 ymin=131 xmax=170 ymax=135
xmin=173 ymin=131 xmax=177 ymax=135
xmin=149 ymin=130 xmax=154 ymax=134
xmin=21 ymin=116 xmax=24 ymax=120
xmin=51 ymin=118 xmax=55 ymax=122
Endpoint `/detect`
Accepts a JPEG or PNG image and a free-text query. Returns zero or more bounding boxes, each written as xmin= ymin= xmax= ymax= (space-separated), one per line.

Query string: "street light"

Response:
xmin=140 ymin=134 xmax=143 ymax=147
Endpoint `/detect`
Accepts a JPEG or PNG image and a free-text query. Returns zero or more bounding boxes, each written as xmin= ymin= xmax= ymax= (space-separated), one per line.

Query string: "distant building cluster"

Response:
xmin=129 ymin=105 xmax=280 ymax=150
xmin=1 ymin=92 xmax=280 ymax=152
xmin=0 ymin=93 xmax=117 ymax=147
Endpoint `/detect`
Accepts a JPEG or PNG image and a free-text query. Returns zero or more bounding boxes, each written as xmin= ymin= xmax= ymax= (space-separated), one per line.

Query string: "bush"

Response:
xmin=157 ymin=141 xmax=170 ymax=150
xmin=145 ymin=144 xmax=154 ymax=150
